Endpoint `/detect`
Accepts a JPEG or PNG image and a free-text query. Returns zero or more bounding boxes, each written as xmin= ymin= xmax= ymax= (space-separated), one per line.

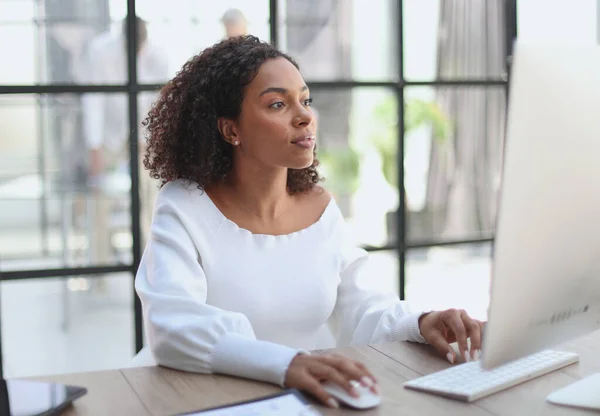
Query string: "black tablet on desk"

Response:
xmin=0 ymin=379 xmax=87 ymax=416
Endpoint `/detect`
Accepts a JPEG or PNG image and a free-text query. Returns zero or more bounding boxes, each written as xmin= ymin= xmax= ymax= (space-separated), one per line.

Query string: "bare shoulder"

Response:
xmin=293 ymin=185 xmax=333 ymax=215
xmin=308 ymin=185 xmax=333 ymax=207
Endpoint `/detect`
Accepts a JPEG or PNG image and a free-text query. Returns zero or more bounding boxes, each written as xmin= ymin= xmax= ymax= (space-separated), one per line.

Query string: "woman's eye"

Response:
xmin=303 ymin=98 xmax=313 ymax=106
xmin=269 ymin=101 xmax=285 ymax=109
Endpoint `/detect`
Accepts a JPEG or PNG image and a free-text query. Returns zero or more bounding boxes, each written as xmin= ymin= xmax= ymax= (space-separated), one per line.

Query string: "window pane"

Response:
xmin=0 ymin=1 xmax=271 ymax=85
xmin=279 ymin=0 xmax=398 ymax=81
xmin=313 ymin=87 xmax=399 ymax=248
xmin=403 ymin=0 xmax=508 ymax=81
xmin=0 ymin=93 xmax=144 ymax=271
xmin=0 ymin=0 xmax=117 ymax=84
xmin=0 ymin=24 xmax=38 ymax=84
xmin=400 ymin=86 xmax=506 ymax=243
xmin=134 ymin=1 xmax=271 ymax=84
xmin=406 ymin=242 xmax=491 ymax=320
xmin=1 ymin=274 xmax=134 ymax=377
xmin=0 ymin=1 xmax=35 ymax=22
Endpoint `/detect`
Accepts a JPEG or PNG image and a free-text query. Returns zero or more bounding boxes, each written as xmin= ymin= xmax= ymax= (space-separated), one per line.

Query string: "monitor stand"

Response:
xmin=546 ymin=373 xmax=600 ymax=411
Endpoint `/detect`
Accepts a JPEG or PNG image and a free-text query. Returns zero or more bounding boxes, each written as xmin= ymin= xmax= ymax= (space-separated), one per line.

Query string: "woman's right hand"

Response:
xmin=284 ymin=354 xmax=380 ymax=408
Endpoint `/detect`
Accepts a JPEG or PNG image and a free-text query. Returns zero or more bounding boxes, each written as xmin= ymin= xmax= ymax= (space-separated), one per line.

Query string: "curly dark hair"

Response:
xmin=143 ymin=35 xmax=321 ymax=194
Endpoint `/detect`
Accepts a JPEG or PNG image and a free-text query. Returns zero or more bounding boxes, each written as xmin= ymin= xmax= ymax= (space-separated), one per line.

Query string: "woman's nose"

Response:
xmin=293 ymin=105 xmax=314 ymax=127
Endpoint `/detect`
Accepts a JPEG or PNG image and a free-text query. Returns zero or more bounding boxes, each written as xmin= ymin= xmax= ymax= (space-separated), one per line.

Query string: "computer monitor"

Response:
xmin=481 ymin=41 xmax=600 ymax=370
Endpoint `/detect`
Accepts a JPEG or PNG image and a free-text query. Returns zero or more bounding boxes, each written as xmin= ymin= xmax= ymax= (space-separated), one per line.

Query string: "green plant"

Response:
xmin=318 ymin=146 xmax=361 ymax=197
xmin=371 ymin=96 xmax=452 ymax=188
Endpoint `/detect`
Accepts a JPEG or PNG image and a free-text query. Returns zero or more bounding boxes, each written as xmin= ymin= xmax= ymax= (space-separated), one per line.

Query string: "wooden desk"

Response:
xmin=31 ymin=331 xmax=600 ymax=416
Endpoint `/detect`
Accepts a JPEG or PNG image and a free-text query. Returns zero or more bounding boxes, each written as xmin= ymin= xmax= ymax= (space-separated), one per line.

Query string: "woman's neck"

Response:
xmin=221 ymin=165 xmax=291 ymax=221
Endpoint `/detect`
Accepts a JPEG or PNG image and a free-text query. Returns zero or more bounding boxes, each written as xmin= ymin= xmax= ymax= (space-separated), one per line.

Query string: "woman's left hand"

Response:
xmin=418 ymin=309 xmax=485 ymax=364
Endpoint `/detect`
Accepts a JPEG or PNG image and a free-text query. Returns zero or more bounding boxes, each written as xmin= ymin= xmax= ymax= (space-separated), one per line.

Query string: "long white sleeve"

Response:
xmin=135 ymin=190 xmax=302 ymax=386
xmin=328 ymin=223 xmax=427 ymax=346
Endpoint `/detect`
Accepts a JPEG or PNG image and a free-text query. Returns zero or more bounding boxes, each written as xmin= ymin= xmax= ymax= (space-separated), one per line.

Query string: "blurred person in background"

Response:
xmin=81 ymin=17 xmax=169 ymax=265
xmin=221 ymin=8 xmax=248 ymax=38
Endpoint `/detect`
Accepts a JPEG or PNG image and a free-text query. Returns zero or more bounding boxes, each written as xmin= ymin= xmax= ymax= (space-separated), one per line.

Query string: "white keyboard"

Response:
xmin=404 ymin=350 xmax=579 ymax=402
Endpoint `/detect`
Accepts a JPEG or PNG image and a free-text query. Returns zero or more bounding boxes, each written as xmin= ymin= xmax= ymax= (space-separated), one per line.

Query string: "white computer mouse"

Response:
xmin=322 ymin=381 xmax=382 ymax=410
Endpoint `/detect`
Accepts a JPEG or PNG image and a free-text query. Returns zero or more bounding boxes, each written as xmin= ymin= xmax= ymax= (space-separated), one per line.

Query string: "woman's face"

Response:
xmin=231 ymin=57 xmax=316 ymax=170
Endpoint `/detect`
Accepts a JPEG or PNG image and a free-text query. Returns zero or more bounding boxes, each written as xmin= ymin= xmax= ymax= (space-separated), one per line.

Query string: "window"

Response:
xmin=405 ymin=242 xmax=492 ymax=321
xmin=0 ymin=1 xmax=516 ymax=375
xmin=0 ymin=274 xmax=134 ymax=377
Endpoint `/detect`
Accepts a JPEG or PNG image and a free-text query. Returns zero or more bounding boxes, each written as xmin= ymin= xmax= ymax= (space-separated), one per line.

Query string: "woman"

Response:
xmin=135 ymin=35 xmax=484 ymax=408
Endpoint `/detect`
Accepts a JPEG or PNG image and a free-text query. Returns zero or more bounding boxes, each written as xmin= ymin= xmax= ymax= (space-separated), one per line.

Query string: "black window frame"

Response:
xmin=0 ymin=0 xmax=518 ymax=377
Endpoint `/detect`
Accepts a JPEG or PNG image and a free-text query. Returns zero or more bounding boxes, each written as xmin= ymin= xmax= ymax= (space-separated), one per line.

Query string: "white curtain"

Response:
xmin=424 ymin=0 xmax=508 ymax=239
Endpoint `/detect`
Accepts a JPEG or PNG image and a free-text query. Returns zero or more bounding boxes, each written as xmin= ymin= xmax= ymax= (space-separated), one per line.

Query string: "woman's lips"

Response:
xmin=292 ymin=135 xmax=316 ymax=149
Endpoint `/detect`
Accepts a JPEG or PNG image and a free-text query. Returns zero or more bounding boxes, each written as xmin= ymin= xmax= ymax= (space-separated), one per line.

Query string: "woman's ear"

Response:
xmin=217 ymin=117 xmax=240 ymax=146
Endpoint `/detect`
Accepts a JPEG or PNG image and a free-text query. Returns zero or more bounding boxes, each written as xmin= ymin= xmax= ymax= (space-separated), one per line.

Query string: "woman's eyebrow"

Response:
xmin=259 ymin=85 xmax=309 ymax=97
